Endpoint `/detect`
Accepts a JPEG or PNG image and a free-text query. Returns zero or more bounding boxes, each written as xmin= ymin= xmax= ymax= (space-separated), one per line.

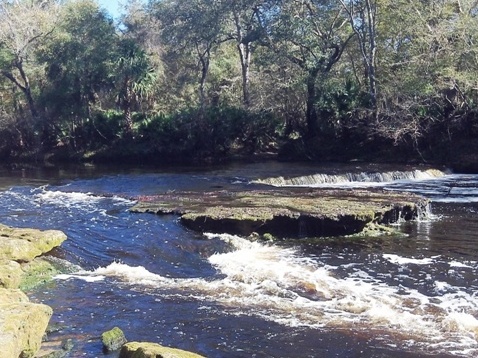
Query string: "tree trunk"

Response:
xmin=233 ymin=12 xmax=252 ymax=107
xmin=340 ymin=0 xmax=378 ymax=120
xmin=238 ymin=41 xmax=251 ymax=107
xmin=1 ymin=61 xmax=42 ymax=150
xmin=365 ymin=0 xmax=378 ymax=119
xmin=306 ymin=68 xmax=320 ymax=137
xmin=1 ymin=64 xmax=38 ymax=120
xmin=198 ymin=47 xmax=210 ymax=108
xmin=122 ymin=80 xmax=134 ymax=137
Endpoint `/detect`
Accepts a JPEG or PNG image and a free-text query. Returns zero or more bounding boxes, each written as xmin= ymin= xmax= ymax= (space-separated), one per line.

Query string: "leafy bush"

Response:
xmin=134 ymin=105 xmax=281 ymax=161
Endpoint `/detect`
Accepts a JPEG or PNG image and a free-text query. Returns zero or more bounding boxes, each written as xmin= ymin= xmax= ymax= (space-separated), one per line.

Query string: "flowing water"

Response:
xmin=1 ymin=162 xmax=478 ymax=357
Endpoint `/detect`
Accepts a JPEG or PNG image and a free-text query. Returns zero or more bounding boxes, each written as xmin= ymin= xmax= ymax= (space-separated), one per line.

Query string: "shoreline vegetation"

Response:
xmin=0 ymin=0 xmax=477 ymax=174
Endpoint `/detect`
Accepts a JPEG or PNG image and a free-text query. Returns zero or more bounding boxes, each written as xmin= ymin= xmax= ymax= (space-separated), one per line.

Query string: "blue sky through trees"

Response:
xmin=97 ymin=0 xmax=123 ymax=19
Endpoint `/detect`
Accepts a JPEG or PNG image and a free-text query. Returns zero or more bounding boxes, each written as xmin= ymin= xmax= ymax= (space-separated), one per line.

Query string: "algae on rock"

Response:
xmin=0 ymin=224 xmax=67 ymax=262
xmin=102 ymin=326 xmax=127 ymax=352
xmin=0 ymin=224 xmax=67 ymax=358
xmin=19 ymin=258 xmax=60 ymax=291
xmin=0 ymin=288 xmax=53 ymax=358
xmin=119 ymin=341 xmax=205 ymax=358
xmin=131 ymin=188 xmax=428 ymax=238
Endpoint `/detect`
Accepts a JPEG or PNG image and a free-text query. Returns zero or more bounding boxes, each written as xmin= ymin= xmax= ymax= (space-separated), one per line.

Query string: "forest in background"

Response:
xmin=0 ymin=0 xmax=477 ymax=167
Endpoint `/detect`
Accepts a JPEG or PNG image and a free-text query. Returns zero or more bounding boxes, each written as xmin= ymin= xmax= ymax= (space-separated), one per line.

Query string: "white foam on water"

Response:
xmin=55 ymin=273 xmax=106 ymax=282
xmin=55 ymin=261 xmax=171 ymax=285
xmin=450 ymin=261 xmax=474 ymax=269
xmin=62 ymin=234 xmax=478 ymax=356
xmin=383 ymin=254 xmax=435 ymax=266
xmin=33 ymin=188 xmax=135 ymax=213
xmin=36 ymin=190 xmax=101 ymax=205
xmin=253 ymin=170 xmax=478 ymax=204
xmin=433 ymin=197 xmax=478 ymax=203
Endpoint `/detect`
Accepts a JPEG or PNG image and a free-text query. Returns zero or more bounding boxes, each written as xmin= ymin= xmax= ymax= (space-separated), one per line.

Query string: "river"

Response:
xmin=1 ymin=162 xmax=477 ymax=357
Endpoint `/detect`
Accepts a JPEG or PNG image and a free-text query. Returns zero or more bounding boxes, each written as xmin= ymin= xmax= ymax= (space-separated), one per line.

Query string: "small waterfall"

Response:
xmin=298 ymin=216 xmax=308 ymax=238
xmin=253 ymin=169 xmax=448 ymax=187
xmin=416 ymin=201 xmax=438 ymax=222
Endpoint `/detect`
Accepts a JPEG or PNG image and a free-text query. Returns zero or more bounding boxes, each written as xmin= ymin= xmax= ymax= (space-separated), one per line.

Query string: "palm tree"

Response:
xmin=116 ymin=39 xmax=157 ymax=137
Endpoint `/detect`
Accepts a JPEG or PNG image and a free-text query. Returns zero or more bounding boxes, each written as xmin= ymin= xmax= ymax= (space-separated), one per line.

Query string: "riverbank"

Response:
xmin=3 ymin=130 xmax=478 ymax=175
xmin=0 ymin=224 xmax=66 ymax=358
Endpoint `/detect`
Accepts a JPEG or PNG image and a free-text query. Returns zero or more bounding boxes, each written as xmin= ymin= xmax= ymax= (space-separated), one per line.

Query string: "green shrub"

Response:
xmin=135 ymin=105 xmax=281 ymax=161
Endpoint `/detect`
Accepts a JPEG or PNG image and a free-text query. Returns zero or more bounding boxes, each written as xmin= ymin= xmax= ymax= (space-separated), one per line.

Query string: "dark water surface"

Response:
xmin=1 ymin=162 xmax=477 ymax=357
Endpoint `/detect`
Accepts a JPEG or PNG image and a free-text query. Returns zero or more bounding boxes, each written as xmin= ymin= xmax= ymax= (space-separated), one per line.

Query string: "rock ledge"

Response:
xmin=131 ymin=188 xmax=428 ymax=237
xmin=0 ymin=224 xmax=66 ymax=358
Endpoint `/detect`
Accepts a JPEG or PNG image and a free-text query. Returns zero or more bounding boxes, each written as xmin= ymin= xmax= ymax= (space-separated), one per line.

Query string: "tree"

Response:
xmin=38 ymin=0 xmax=118 ymax=148
xmin=152 ymin=0 xmax=225 ymax=108
xmin=339 ymin=0 xmax=378 ymax=118
xmin=223 ymin=0 xmax=266 ymax=107
xmin=371 ymin=0 xmax=478 ymax=145
xmin=121 ymin=0 xmax=162 ymax=55
xmin=261 ymin=0 xmax=354 ymax=137
xmin=0 ymin=0 xmax=59 ymax=144
xmin=116 ymin=38 xmax=157 ymax=136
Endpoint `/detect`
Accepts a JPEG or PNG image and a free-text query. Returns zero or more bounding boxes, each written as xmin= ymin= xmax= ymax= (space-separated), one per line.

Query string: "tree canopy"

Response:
xmin=0 ymin=0 xmax=476 ymax=165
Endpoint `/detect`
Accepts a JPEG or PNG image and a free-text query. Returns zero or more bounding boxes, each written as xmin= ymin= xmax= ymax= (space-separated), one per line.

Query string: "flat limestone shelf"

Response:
xmin=130 ymin=189 xmax=429 ymax=238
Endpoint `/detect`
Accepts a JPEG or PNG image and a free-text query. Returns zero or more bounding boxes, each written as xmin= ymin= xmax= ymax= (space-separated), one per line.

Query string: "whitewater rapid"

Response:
xmin=57 ymin=233 xmax=478 ymax=356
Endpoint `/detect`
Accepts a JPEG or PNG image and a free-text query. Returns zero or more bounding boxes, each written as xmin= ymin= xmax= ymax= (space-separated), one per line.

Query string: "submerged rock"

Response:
xmin=131 ymin=189 xmax=428 ymax=238
xmin=19 ymin=258 xmax=60 ymax=291
xmin=0 ymin=288 xmax=53 ymax=358
xmin=0 ymin=257 xmax=60 ymax=291
xmin=119 ymin=341 xmax=205 ymax=358
xmin=34 ymin=339 xmax=74 ymax=358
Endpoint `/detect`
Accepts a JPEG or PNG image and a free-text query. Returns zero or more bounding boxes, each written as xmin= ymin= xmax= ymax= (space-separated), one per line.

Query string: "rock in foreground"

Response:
xmin=119 ymin=342 xmax=205 ymax=358
xmin=0 ymin=224 xmax=67 ymax=262
xmin=131 ymin=188 xmax=428 ymax=237
xmin=0 ymin=288 xmax=53 ymax=358
xmin=102 ymin=326 xmax=127 ymax=352
xmin=0 ymin=224 xmax=67 ymax=358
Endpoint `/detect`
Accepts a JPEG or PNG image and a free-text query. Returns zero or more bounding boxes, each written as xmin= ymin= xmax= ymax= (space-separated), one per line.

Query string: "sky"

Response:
xmin=97 ymin=0 xmax=123 ymax=20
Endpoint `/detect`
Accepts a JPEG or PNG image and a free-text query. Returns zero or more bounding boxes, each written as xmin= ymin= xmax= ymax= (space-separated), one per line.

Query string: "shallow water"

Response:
xmin=1 ymin=162 xmax=477 ymax=357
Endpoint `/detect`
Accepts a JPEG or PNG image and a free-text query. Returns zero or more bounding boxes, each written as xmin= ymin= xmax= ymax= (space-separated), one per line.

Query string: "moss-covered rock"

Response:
xmin=34 ymin=339 xmax=74 ymax=358
xmin=0 ymin=260 xmax=23 ymax=289
xmin=0 ymin=224 xmax=67 ymax=262
xmin=19 ymin=258 xmax=60 ymax=291
xmin=102 ymin=326 xmax=127 ymax=352
xmin=0 ymin=257 xmax=68 ymax=295
xmin=0 ymin=287 xmax=29 ymax=303
xmin=131 ymin=189 xmax=428 ymax=238
xmin=0 ymin=288 xmax=53 ymax=358
xmin=0 ymin=224 xmax=67 ymax=358
xmin=119 ymin=341 xmax=205 ymax=358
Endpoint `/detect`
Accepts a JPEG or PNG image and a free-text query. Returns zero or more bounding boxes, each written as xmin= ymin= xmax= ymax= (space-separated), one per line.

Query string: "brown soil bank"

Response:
xmin=131 ymin=189 xmax=428 ymax=238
